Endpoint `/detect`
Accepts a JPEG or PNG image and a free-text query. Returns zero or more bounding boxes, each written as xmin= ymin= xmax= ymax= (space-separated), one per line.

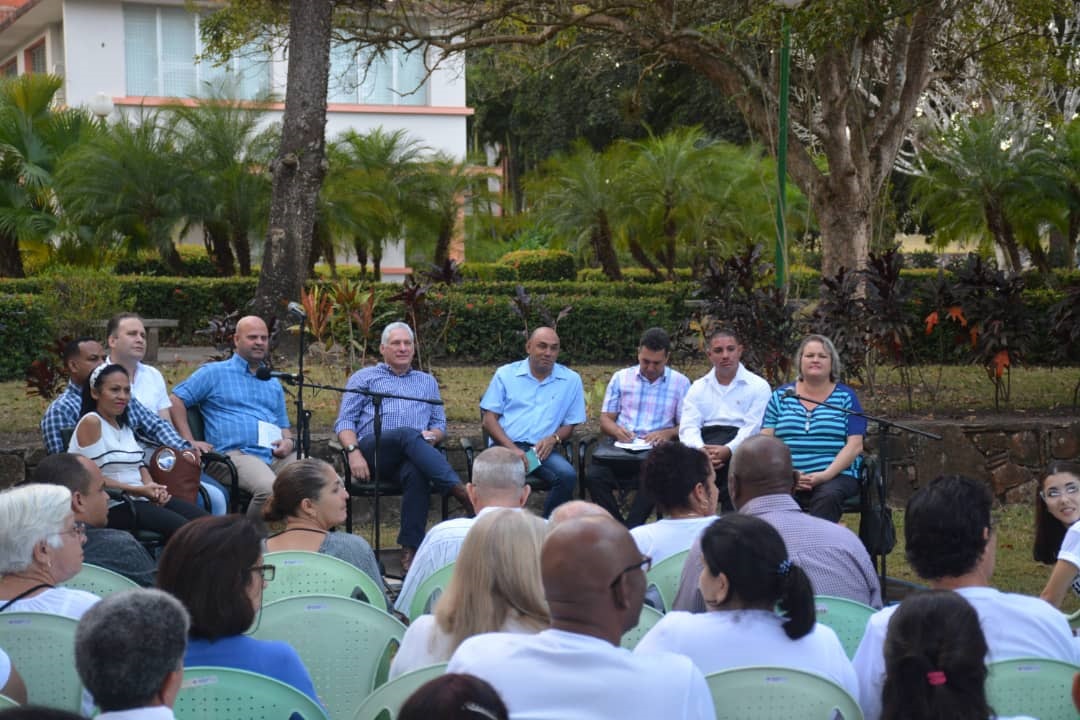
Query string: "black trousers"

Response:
xmin=108 ymin=497 xmax=207 ymax=540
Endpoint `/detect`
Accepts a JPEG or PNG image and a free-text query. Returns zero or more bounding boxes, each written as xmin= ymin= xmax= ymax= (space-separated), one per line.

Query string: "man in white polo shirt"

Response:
xmin=448 ymin=514 xmax=715 ymax=719
xmin=394 ymin=447 xmax=531 ymax=614
xmin=853 ymin=474 xmax=1080 ymax=720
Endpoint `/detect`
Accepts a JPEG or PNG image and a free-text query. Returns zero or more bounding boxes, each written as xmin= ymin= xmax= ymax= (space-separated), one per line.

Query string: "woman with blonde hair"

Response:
xmin=389 ymin=509 xmax=549 ymax=678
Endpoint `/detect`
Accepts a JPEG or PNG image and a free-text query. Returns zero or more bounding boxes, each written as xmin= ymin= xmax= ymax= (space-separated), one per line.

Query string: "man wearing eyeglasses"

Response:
xmin=448 ymin=515 xmax=715 ymax=719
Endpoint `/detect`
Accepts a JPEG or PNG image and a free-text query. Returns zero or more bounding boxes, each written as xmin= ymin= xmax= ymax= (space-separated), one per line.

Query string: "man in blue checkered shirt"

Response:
xmin=335 ymin=322 xmax=471 ymax=573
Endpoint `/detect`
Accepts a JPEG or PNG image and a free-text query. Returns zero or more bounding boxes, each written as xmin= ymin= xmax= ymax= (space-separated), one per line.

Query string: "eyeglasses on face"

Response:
xmin=55 ymin=521 xmax=87 ymax=541
xmin=1042 ymin=483 xmax=1080 ymax=500
xmin=609 ymin=555 xmax=652 ymax=589
xmin=250 ymin=564 xmax=276 ymax=582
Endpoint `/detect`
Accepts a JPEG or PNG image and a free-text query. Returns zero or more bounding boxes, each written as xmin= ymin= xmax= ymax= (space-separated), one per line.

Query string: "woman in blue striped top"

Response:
xmin=761 ymin=335 xmax=866 ymax=521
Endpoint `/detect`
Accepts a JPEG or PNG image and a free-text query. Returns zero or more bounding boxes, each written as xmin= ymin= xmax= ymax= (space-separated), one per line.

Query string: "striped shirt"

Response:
xmin=334 ymin=363 xmax=447 ymax=440
xmin=601 ymin=365 xmax=690 ymax=435
xmin=762 ymin=383 xmax=866 ymax=478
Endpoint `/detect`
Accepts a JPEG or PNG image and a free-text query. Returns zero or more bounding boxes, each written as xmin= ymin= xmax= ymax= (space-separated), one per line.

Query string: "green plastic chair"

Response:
xmin=0 ymin=694 xmax=19 ymax=710
xmin=1064 ymin=608 xmax=1080 ymax=631
xmin=263 ymin=550 xmax=388 ymax=611
xmin=62 ymin=563 xmax=140 ymax=597
xmin=645 ymin=549 xmax=689 ymax=613
xmin=621 ymin=604 xmax=664 ymax=649
xmin=251 ymin=594 xmax=406 ymax=720
xmin=705 ymin=666 xmax=864 ymax=720
xmin=0 ymin=612 xmax=83 ymax=713
xmin=407 ymin=562 xmax=456 ymax=621
xmin=352 ymin=663 xmax=447 ymax=720
xmin=813 ymin=595 xmax=875 ymax=659
xmin=176 ymin=666 xmax=328 ymax=720
xmin=986 ymin=657 xmax=1080 ymax=720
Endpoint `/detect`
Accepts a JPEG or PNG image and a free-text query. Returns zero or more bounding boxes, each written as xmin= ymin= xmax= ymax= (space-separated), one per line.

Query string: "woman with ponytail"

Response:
xmin=882 ymin=590 xmax=1030 ymax=720
xmin=634 ymin=514 xmax=856 ymax=698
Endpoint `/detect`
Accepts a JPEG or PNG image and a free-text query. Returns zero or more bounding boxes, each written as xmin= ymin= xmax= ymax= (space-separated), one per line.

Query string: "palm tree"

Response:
xmin=525 ymin=140 xmax=626 ymax=280
xmin=1048 ymin=117 xmax=1080 ymax=269
xmin=55 ymin=110 xmax=204 ymax=272
xmin=409 ymin=152 xmax=495 ymax=268
xmin=167 ymin=87 xmax=277 ymax=276
xmin=913 ymin=113 xmax=1060 ymax=274
xmin=0 ymin=73 xmax=96 ymax=276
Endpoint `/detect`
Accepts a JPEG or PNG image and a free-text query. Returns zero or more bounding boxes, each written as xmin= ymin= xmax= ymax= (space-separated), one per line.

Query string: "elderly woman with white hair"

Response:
xmin=0 ymin=484 xmax=98 ymax=618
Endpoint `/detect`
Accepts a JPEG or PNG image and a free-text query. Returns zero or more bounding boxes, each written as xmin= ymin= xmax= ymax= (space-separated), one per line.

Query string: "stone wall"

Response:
xmin=4 ymin=417 xmax=1079 ymax=507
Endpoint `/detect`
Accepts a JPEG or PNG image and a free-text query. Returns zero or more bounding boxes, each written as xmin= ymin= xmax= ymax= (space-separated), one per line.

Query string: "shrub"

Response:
xmin=577 ymin=267 xmax=694 ymax=283
xmin=907 ymin=250 xmax=940 ymax=269
xmin=24 ymin=267 xmax=130 ymax=338
xmin=112 ymin=246 xmax=219 ymax=277
xmin=497 ymin=249 xmax=576 ymax=281
xmin=460 ymin=262 xmax=517 ymax=281
xmin=118 ymin=277 xmax=259 ymax=342
xmin=0 ymin=294 xmax=51 ymax=381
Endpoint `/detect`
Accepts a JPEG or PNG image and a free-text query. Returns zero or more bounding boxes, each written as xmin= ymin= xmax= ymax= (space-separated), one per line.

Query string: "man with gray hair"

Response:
xmin=336 ymin=321 xmax=470 ymax=574
xmin=75 ymin=588 xmax=190 ymax=718
xmin=394 ymin=446 xmax=531 ymax=613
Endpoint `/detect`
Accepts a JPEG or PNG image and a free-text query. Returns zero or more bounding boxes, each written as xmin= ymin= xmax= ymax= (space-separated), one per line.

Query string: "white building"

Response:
xmin=0 ymin=0 xmax=471 ymax=279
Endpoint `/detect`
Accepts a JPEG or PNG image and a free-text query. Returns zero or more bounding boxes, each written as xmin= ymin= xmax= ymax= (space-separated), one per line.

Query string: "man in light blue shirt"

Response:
xmin=481 ymin=326 xmax=586 ymax=517
xmin=170 ymin=316 xmax=294 ymax=521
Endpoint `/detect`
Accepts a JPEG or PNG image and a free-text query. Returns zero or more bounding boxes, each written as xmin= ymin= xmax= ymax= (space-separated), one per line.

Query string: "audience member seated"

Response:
xmin=399 ymin=674 xmax=509 ymax=720
xmin=170 ymin=316 xmax=296 ymax=524
xmin=672 ymin=435 xmax=881 ymax=611
xmin=761 ymin=334 xmax=866 ymax=521
xmin=0 ymin=648 xmax=26 ymax=705
xmin=0 ymin=484 xmax=98 ymax=618
xmin=1034 ymin=461 xmax=1080 ymax=607
xmin=853 ymin=475 xmax=1080 ymax=720
xmin=395 ymin=447 xmax=531 ymax=615
xmin=548 ymin=500 xmax=612 ymax=526
xmin=263 ymin=458 xmax=383 ymax=593
xmin=32 ymin=454 xmax=156 ymax=587
xmin=881 ymin=590 xmax=1003 ymax=720
xmin=335 ymin=322 xmax=472 ymax=574
xmin=75 ymin=588 xmax=189 ymax=720
xmin=156 ymin=516 xmax=319 ymax=705
xmin=0 ymin=708 xmax=83 ymax=719
xmin=635 ymin=514 xmax=857 ymax=699
xmin=391 ymin=509 xmax=548 ymax=678
xmin=481 ymin=327 xmax=586 ymax=518
xmin=586 ymin=327 xmax=691 ymax=527
xmin=448 ymin=515 xmax=715 ymax=719
xmin=630 ymin=442 xmax=717 ymax=564
xmin=69 ymin=364 xmax=205 ymax=540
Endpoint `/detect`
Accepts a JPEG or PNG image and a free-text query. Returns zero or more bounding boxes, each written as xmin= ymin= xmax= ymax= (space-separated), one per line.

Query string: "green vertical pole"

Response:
xmin=775 ymin=13 xmax=792 ymax=292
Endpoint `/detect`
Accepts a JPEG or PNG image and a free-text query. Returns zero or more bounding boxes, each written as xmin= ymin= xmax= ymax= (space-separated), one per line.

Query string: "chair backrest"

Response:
xmin=62 ymin=563 xmax=141 ymax=598
xmin=986 ymin=657 xmax=1080 ymax=720
xmin=1064 ymin=607 xmax=1080 ymax=631
xmin=620 ymin=604 xmax=664 ymax=650
xmin=251 ymin=594 xmax=407 ymax=720
xmin=0 ymin=694 xmax=20 ymax=710
xmin=0 ymin=611 xmax=83 ymax=712
xmin=705 ymin=666 xmax=864 ymax=720
xmin=263 ymin=550 xmax=389 ymax=611
xmin=186 ymin=405 xmax=208 ymax=442
xmin=176 ymin=666 xmax=328 ymax=720
xmin=351 ymin=663 xmax=447 ymax=720
xmin=407 ymin=562 xmax=456 ymax=621
xmin=813 ymin=595 xmax=876 ymax=659
xmin=645 ymin=549 xmax=689 ymax=613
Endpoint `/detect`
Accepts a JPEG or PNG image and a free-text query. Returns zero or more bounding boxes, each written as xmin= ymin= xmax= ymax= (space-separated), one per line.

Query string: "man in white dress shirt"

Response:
xmin=394 ymin=447 xmax=531 ymax=614
xmin=852 ymin=474 xmax=1080 ymax=720
xmin=448 ymin=514 xmax=715 ymax=720
xmin=75 ymin=588 xmax=190 ymax=720
xmin=679 ymin=327 xmax=770 ymax=510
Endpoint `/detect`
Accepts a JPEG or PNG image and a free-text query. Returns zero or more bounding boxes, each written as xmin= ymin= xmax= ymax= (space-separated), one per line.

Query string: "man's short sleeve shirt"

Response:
xmin=480 ymin=360 xmax=586 ymax=444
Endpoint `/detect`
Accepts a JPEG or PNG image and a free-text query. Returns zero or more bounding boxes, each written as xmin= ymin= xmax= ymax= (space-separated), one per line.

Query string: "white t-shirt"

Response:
xmin=1 ymin=586 xmax=99 ymax=618
xmin=630 ymin=517 xmax=714 ymax=565
xmin=390 ymin=612 xmax=541 ymax=680
xmin=117 ymin=359 xmax=172 ymax=415
xmin=634 ymin=609 xmax=858 ymax=699
xmin=1055 ymin=521 xmax=1080 ymax=595
xmin=449 ymin=628 xmax=715 ymax=720
xmin=852 ymin=586 xmax=1080 ymax=720
xmin=0 ymin=647 xmax=10 ymax=690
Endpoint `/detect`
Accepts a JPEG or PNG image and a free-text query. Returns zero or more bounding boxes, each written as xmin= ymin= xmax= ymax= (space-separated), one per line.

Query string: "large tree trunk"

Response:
xmin=627 ymin=234 xmax=662 ymax=279
xmin=232 ymin=228 xmax=252 ymax=277
xmin=813 ymin=182 xmax=871 ymax=279
xmin=353 ymin=235 xmax=368 ymax=279
xmin=985 ymin=202 xmax=1022 ymax=273
xmin=0 ymin=233 xmax=24 ymax=277
xmin=204 ymin=224 xmax=236 ymax=276
xmin=593 ymin=212 xmax=622 ymax=280
xmin=252 ymin=0 xmax=333 ymax=321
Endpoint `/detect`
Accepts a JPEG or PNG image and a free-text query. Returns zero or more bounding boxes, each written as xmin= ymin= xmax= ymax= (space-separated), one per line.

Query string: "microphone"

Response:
xmin=286 ymin=301 xmax=307 ymax=320
xmin=255 ymin=366 xmax=300 ymax=384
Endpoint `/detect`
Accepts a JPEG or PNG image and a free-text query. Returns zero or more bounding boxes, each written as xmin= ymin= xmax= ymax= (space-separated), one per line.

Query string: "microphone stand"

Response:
xmin=273 ymin=376 xmax=444 ymax=567
xmin=782 ymin=389 xmax=941 ymax=589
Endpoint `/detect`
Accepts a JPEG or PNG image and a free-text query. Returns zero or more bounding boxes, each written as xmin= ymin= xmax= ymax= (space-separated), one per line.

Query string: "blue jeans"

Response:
xmin=359 ymin=427 xmax=461 ymax=549
xmin=516 ymin=442 xmax=576 ymax=517
xmin=198 ymin=473 xmax=229 ymax=515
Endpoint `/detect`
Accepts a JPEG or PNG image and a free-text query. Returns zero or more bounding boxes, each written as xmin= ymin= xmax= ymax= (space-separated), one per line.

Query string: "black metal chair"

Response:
xmin=840 ymin=454 xmax=893 ymax=588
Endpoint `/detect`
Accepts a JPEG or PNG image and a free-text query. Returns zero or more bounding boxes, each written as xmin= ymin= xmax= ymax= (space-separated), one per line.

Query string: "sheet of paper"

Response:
xmin=614 ymin=439 xmax=653 ymax=451
xmin=257 ymin=421 xmax=282 ymax=448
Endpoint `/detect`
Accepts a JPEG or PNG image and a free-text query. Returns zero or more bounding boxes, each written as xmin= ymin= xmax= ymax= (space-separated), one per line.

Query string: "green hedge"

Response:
xmin=460 ymin=262 xmax=518 ymax=281
xmin=112 ymin=247 xmax=219 ymax=277
xmin=497 ymin=250 xmax=576 ymax=281
xmin=0 ymin=294 xmax=52 ymax=380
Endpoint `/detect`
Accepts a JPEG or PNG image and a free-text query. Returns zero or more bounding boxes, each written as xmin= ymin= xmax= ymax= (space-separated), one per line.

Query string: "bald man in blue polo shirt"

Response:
xmin=481 ymin=326 xmax=586 ymax=517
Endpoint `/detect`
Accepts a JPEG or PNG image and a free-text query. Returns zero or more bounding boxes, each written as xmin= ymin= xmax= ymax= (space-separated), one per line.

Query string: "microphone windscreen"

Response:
xmin=255 ymin=366 xmax=272 ymax=381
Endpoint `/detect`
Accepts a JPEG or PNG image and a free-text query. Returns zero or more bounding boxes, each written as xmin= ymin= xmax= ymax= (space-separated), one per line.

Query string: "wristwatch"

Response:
xmin=344 ymin=444 xmax=358 ymax=454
